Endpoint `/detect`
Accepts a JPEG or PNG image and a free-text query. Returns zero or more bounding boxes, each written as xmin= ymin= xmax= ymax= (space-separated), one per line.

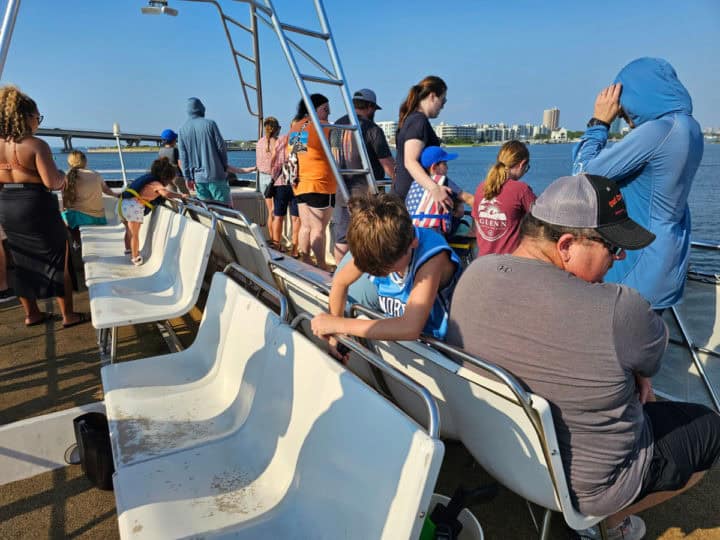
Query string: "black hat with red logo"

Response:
xmin=531 ymin=174 xmax=655 ymax=249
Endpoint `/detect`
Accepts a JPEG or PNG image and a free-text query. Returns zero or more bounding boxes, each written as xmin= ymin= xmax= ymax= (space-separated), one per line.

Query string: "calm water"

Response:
xmin=54 ymin=143 xmax=719 ymax=271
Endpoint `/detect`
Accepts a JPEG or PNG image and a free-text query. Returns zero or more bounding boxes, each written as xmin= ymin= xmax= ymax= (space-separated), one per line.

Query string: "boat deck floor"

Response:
xmin=1 ymin=295 xmax=718 ymax=539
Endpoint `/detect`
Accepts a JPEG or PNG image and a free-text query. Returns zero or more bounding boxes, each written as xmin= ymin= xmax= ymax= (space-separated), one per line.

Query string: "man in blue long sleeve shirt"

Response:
xmin=178 ymin=97 xmax=230 ymax=205
xmin=572 ymin=58 xmax=703 ymax=310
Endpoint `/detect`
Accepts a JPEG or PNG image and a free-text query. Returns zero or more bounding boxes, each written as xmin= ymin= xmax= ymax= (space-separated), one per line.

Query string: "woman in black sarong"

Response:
xmin=0 ymin=85 xmax=88 ymax=327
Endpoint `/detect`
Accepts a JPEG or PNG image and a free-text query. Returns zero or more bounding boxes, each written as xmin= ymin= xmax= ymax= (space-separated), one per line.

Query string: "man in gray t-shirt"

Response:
xmin=447 ymin=174 xmax=720 ymax=540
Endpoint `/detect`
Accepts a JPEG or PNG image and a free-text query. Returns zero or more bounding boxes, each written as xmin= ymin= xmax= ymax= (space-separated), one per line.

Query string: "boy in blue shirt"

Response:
xmin=311 ymin=193 xmax=462 ymax=351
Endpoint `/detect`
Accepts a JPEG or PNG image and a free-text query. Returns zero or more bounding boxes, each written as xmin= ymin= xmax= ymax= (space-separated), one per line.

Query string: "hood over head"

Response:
xmin=187 ymin=97 xmax=206 ymax=118
xmin=614 ymin=57 xmax=692 ymax=127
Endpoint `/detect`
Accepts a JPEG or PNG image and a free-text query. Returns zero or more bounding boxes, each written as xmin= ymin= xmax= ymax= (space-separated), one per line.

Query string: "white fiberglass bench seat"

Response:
xmin=79 ymin=195 xmax=129 ymax=260
xmin=89 ymin=214 xmax=213 ymax=329
xmin=112 ymin=318 xmax=443 ymax=539
xmin=209 ymin=205 xmax=277 ymax=285
xmin=426 ymin=339 xmax=604 ymax=537
xmin=84 ymin=206 xmax=174 ymax=285
xmin=102 ymin=272 xmax=281 ymax=467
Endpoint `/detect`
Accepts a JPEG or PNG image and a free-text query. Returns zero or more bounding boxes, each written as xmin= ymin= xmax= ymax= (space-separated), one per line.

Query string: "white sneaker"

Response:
xmin=131 ymin=255 xmax=144 ymax=266
xmin=578 ymin=515 xmax=646 ymax=540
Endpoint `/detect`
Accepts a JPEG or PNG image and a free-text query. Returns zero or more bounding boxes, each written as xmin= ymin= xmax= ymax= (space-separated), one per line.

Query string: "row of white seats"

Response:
xmin=83 ymin=198 xmax=606 ymax=538
xmin=80 ymin=201 xmax=215 ymax=362
xmin=101 ymin=265 xmax=444 ymax=539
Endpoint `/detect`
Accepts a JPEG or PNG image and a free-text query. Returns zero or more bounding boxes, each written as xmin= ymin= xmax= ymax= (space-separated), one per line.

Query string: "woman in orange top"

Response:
xmin=289 ymin=94 xmax=336 ymax=270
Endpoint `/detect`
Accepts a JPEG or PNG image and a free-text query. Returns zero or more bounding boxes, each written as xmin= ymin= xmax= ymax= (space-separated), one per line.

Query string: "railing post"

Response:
xmin=0 ymin=0 xmax=20 ymax=79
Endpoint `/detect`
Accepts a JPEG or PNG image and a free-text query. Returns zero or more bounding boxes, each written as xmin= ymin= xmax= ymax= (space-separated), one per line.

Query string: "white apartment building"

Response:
xmin=433 ymin=122 xmax=479 ymax=140
xmin=376 ymin=121 xmax=398 ymax=143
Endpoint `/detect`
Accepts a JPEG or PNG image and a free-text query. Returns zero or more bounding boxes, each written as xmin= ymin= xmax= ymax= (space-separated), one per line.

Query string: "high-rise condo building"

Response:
xmin=542 ymin=108 xmax=560 ymax=131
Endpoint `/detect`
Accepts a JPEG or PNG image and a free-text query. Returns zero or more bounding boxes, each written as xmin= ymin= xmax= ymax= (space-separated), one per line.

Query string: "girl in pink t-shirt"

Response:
xmin=473 ymin=140 xmax=536 ymax=256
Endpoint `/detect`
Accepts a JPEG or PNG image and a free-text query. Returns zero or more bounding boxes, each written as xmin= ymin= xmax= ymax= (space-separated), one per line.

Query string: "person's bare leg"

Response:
xmin=308 ymin=206 xmax=332 ymax=271
xmin=123 ymin=221 xmax=131 ymax=252
xmin=128 ymin=221 xmax=142 ymax=259
xmin=297 ymin=204 xmax=312 ymax=263
xmin=20 ymin=296 xmax=42 ymax=325
xmin=290 ymin=216 xmax=300 ymax=257
xmin=606 ymin=471 xmax=707 ymax=528
xmin=265 ymin=197 xmax=273 ymax=225
xmin=271 ymin=215 xmax=283 ymax=245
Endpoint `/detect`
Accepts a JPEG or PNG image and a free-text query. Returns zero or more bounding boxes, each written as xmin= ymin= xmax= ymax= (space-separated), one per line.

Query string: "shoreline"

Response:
xmin=86 ymin=147 xmax=252 ymax=153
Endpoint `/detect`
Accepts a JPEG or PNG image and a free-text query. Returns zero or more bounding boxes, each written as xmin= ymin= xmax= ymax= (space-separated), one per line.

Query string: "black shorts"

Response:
xmin=296 ymin=192 xmax=335 ymax=209
xmin=273 ymin=185 xmax=299 ymax=217
xmin=634 ymin=401 xmax=720 ymax=502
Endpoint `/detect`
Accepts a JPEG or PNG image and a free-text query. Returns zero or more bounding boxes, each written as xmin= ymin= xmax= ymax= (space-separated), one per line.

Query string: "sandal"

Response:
xmin=62 ymin=312 xmax=91 ymax=329
xmin=25 ymin=312 xmax=60 ymax=327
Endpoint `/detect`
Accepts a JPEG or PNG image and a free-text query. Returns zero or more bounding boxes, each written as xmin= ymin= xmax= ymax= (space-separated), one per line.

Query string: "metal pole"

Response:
xmin=0 ymin=0 xmax=20 ymax=79
xmin=113 ymin=122 xmax=129 ymax=188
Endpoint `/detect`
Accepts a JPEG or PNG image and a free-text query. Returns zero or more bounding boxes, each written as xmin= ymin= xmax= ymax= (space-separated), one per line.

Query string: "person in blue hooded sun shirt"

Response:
xmin=178 ymin=97 xmax=230 ymax=205
xmin=572 ymin=58 xmax=703 ymax=311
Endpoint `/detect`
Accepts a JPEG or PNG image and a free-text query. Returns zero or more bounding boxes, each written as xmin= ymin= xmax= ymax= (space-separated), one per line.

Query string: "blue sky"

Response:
xmin=2 ymin=0 xmax=718 ymax=142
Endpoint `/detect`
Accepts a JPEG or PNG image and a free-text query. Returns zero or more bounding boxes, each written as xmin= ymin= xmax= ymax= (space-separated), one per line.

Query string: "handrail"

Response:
xmin=691 ymin=239 xmax=720 ymax=251
xmin=289 ymin=312 xmax=440 ymax=439
xmin=224 ymin=262 xmax=288 ymax=323
xmin=182 ymin=202 xmax=218 ymax=231
xmin=349 ymin=302 xmax=571 ymax=513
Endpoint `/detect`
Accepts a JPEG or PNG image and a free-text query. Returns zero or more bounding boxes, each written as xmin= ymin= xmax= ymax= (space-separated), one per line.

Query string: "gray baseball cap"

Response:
xmin=353 ymin=88 xmax=382 ymax=109
xmin=531 ymin=174 xmax=655 ymax=249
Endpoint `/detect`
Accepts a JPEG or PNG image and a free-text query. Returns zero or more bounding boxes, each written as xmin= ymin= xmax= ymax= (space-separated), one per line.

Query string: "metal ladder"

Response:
xmin=180 ymin=0 xmax=377 ymax=200
xmin=255 ymin=0 xmax=377 ymax=200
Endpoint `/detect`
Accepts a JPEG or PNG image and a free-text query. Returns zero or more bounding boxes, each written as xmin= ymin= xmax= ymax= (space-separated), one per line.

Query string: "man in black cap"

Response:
xmin=447 ymin=174 xmax=720 ymax=540
xmin=333 ymin=88 xmax=396 ymax=262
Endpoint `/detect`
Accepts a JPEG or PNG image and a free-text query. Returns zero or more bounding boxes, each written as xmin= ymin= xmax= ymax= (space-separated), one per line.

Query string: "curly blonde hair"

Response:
xmin=0 ymin=85 xmax=38 ymax=141
xmin=63 ymin=150 xmax=88 ymax=206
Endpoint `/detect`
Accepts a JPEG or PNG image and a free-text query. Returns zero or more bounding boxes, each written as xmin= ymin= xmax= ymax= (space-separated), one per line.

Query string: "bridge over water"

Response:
xmin=37 ymin=128 xmax=162 ymax=152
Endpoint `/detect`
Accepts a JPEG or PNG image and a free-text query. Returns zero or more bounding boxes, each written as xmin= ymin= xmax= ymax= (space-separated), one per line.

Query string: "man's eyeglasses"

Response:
xmin=587 ymin=236 xmax=624 ymax=257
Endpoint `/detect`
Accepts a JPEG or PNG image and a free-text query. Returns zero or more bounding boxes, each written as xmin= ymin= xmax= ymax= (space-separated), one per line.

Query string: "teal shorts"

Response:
xmin=195 ymin=181 xmax=231 ymax=205
xmin=62 ymin=209 xmax=107 ymax=229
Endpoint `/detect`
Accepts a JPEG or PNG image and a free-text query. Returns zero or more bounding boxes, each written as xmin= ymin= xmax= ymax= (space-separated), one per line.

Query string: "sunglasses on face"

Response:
xmin=33 ymin=114 xmax=44 ymax=125
xmin=587 ymin=236 xmax=624 ymax=257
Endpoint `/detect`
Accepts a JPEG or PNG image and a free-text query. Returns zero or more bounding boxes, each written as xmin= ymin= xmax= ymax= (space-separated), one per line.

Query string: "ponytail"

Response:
xmin=482 ymin=140 xmax=529 ymax=199
xmin=398 ymin=76 xmax=447 ymax=129
xmin=483 ymin=163 xmax=509 ymax=200
xmin=63 ymin=150 xmax=87 ymax=206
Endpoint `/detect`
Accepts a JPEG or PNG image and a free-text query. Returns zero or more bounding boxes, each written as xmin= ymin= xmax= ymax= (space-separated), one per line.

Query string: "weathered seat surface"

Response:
xmin=110 ymin=289 xmax=443 ymax=539
xmin=102 ymin=272 xmax=280 ymax=467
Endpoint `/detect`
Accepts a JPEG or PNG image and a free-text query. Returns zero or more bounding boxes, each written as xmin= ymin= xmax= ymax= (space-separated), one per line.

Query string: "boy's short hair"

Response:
xmin=347 ymin=193 xmax=415 ymax=276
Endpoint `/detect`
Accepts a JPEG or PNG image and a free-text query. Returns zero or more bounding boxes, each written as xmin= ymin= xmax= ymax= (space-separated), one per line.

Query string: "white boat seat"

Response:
xmin=209 ymin=205 xmax=277 ymax=285
xmin=83 ymin=205 xmax=175 ymax=285
xmin=183 ymin=204 xmax=235 ymax=267
xmin=89 ymin=213 xmax=213 ymax=331
xmin=424 ymin=338 xmax=606 ymax=537
xmin=365 ymin=335 xmax=462 ymax=440
xmin=269 ymin=261 xmax=381 ymax=389
xmin=102 ymin=271 xmax=286 ymax=467
xmin=80 ymin=196 xmax=161 ymax=262
xmin=230 ymin=186 xmax=268 ymax=229
xmin=110 ymin=299 xmax=443 ymax=539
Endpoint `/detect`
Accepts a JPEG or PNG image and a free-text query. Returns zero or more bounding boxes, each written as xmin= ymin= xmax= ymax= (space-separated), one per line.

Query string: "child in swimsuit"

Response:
xmin=120 ymin=157 xmax=187 ymax=265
